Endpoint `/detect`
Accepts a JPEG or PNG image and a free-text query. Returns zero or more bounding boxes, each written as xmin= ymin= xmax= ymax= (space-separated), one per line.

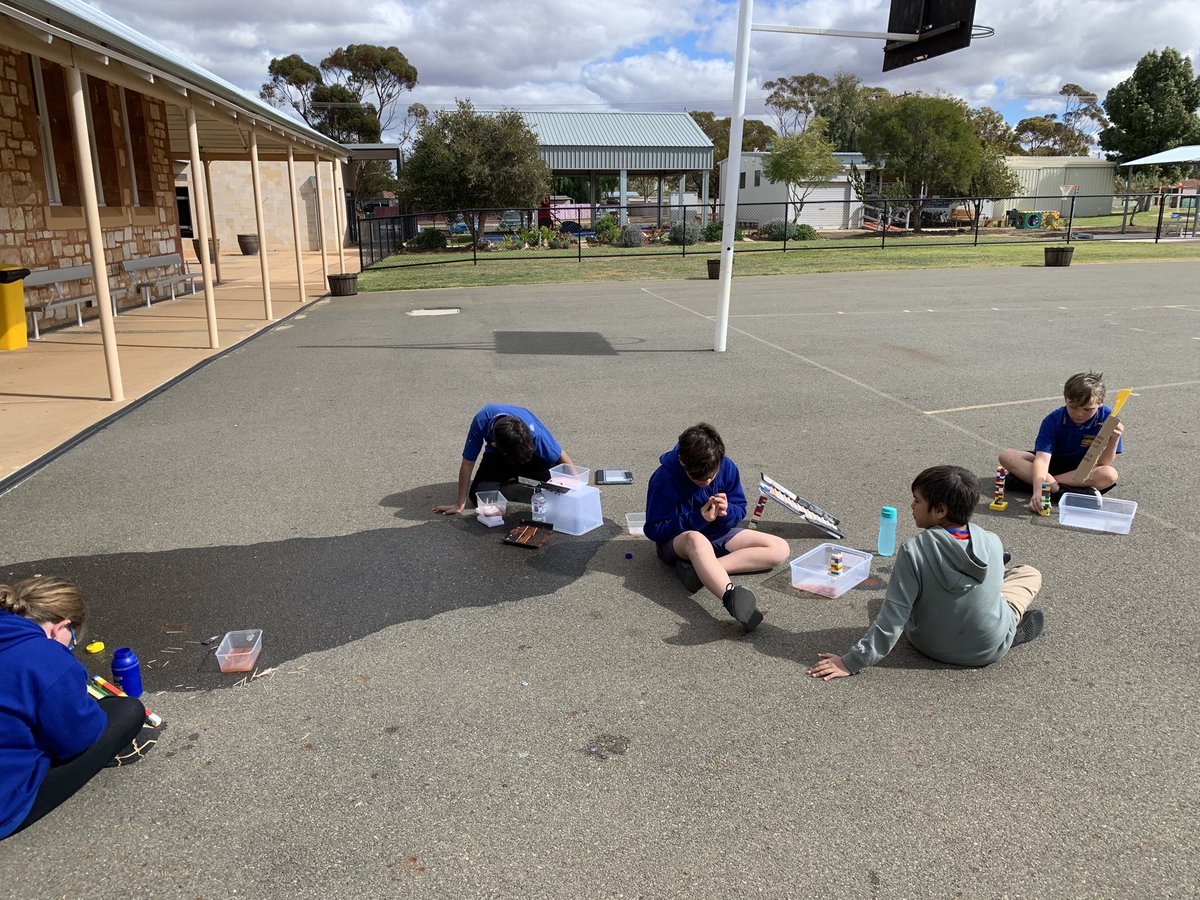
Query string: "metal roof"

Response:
xmin=0 ymin=0 xmax=348 ymax=160
xmin=521 ymin=111 xmax=713 ymax=173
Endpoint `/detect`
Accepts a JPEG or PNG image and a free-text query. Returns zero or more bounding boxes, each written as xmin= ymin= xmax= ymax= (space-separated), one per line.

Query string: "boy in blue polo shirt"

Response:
xmin=433 ymin=404 xmax=573 ymax=515
xmin=999 ymin=371 xmax=1124 ymax=514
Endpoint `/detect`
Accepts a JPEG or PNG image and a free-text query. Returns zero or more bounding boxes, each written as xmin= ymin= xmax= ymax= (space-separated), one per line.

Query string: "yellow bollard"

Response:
xmin=0 ymin=266 xmax=32 ymax=351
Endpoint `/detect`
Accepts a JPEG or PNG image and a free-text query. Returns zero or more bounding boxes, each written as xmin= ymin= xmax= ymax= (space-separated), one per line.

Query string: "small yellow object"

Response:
xmin=86 ymin=641 xmax=105 ymax=654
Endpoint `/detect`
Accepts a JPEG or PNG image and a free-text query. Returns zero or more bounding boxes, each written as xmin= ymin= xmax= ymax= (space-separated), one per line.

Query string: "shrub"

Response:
xmin=518 ymin=226 xmax=541 ymax=247
xmin=407 ymin=228 xmax=448 ymax=250
xmin=592 ymin=214 xmax=619 ymax=244
xmin=616 ymin=224 xmax=646 ymax=247
xmin=547 ymin=232 xmax=572 ymax=250
xmin=793 ymin=223 xmax=817 ymax=241
xmin=668 ymin=221 xmax=702 ymax=245
xmin=702 ymin=220 xmax=746 ymax=242
xmin=763 ymin=219 xmax=802 ymax=241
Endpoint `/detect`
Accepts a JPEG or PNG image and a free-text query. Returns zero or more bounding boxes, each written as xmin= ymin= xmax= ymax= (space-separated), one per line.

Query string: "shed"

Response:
xmin=1002 ymin=157 xmax=1115 ymax=217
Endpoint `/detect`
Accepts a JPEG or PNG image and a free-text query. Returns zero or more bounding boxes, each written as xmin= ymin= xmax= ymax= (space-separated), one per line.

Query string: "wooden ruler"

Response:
xmin=1071 ymin=388 xmax=1131 ymax=482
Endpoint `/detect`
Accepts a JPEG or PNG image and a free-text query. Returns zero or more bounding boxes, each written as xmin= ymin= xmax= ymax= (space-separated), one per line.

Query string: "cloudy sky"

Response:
xmin=91 ymin=0 xmax=1200 ymax=142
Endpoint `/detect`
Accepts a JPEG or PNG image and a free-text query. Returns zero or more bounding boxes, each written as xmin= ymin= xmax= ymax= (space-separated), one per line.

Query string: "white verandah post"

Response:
xmin=287 ymin=146 xmax=307 ymax=304
xmin=248 ymin=126 xmax=273 ymax=321
xmin=186 ymin=106 xmax=220 ymax=349
xmin=65 ymin=63 xmax=123 ymax=400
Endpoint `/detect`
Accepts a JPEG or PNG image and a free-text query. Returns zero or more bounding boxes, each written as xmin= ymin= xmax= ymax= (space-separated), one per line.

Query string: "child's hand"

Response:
xmin=1112 ymin=421 xmax=1124 ymax=438
xmin=433 ymin=503 xmax=464 ymax=515
xmin=808 ymin=652 xmax=851 ymax=681
xmin=701 ymin=493 xmax=726 ymax=522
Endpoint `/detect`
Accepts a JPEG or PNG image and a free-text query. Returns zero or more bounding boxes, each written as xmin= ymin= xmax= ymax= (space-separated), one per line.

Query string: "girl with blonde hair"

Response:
xmin=0 ymin=576 xmax=145 ymax=839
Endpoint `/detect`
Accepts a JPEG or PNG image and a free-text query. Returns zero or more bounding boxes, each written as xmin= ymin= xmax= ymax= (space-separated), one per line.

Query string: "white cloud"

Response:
xmin=86 ymin=0 xmax=1200 ymax=126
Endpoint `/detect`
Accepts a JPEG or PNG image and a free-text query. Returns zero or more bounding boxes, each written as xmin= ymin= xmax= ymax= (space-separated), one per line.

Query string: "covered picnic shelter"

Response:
xmin=521 ymin=111 xmax=715 ymax=225
xmin=1120 ymin=145 xmax=1200 ymax=237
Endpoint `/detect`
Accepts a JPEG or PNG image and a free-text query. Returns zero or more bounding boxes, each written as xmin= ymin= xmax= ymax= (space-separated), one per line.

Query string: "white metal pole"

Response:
xmin=714 ymin=0 xmax=754 ymax=352
xmin=313 ymin=157 xmax=329 ymax=285
xmin=287 ymin=146 xmax=307 ymax=304
xmin=203 ymin=158 xmax=222 ymax=284
xmin=66 ymin=64 xmax=123 ymax=401
xmin=249 ymin=127 xmax=274 ymax=321
xmin=333 ymin=161 xmax=348 ymax=274
xmin=186 ymin=107 xmax=220 ymax=349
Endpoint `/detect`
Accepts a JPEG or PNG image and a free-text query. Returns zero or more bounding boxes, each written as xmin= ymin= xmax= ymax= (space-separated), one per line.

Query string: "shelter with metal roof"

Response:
xmin=521 ymin=111 xmax=715 ymax=224
xmin=0 ymin=0 xmax=353 ymax=400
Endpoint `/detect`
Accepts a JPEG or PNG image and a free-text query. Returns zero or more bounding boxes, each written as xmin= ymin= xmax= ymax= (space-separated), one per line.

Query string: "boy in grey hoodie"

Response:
xmin=809 ymin=466 xmax=1044 ymax=680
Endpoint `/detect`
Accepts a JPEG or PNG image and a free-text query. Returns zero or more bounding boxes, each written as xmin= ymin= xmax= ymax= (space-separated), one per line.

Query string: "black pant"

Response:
xmin=468 ymin=452 xmax=553 ymax=506
xmin=15 ymin=695 xmax=145 ymax=834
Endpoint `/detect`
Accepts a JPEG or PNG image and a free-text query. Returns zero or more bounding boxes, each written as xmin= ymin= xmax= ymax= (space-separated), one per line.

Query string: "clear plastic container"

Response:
xmin=1058 ymin=493 xmax=1137 ymax=534
xmin=217 ymin=629 xmax=263 ymax=673
xmin=790 ymin=544 xmax=873 ymax=598
xmin=544 ymin=485 xmax=603 ymax=535
xmin=625 ymin=512 xmax=646 ymax=536
xmin=476 ymin=490 xmax=507 ymax=526
xmin=475 ymin=490 xmax=507 ymax=517
xmin=548 ymin=464 xmax=590 ymax=489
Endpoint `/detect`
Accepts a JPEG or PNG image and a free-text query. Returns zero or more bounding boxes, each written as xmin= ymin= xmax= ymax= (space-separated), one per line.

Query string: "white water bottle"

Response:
xmin=531 ymin=488 xmax=547 ymax=522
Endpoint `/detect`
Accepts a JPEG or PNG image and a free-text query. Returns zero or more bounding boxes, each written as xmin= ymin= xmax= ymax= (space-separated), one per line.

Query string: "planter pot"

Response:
xmin=1044 ymin=246 xmax=1074 ymax=267
xmin=707 ymin=257 xmax=722 ymax=279
xmin=236 ymin=233 xmax=260 ymax=256
xmin=327 ymin=273 xmax=358 ymax=296
xmin=192 ymin=237 xmax=220 ymax=259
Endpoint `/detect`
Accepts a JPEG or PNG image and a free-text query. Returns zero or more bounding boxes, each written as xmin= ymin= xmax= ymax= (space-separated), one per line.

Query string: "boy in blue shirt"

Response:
xmin=433 ymin=404 xmax=573 ymax=515
xmin=999 ymin=371 xmax=1124 ymax=514
xmin=808 ymin=466 xmax=1044 ymax=680
xmin=645 ymin=423 xmax=790 ymax=633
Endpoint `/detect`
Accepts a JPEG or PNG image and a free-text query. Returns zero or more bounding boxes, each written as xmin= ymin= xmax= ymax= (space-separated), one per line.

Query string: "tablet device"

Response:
xmin=595 ymin=469 xmax=633 ymax=485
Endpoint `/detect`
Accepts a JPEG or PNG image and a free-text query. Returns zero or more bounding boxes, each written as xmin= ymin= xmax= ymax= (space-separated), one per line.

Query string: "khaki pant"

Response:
xmin=1001 ymin=564 xmax=1042 ymax=622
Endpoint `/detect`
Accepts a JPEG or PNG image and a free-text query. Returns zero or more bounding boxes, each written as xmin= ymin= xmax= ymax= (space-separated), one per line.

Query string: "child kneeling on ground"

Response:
xmin=809 ymin=466 xmax=1044 ymax=680
xmin=645 ymin=423 xmax=790 ymax=633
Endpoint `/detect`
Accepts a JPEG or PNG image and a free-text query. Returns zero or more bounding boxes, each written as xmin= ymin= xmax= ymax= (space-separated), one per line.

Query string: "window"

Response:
xmin=121 ymin=89 xmax=155 ymax=206
xmin=84 ymin=75 xmax=121 ymax=206
xmin=30 ymin=58 xmax=80 ymax=206
xmin=754 ymin=170 xmax=761 ymax=187
xmin=739 ymin=172 xmax=745 ymax=189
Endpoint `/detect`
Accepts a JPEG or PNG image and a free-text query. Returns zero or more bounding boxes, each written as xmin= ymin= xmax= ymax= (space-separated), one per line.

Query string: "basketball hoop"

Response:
xmin=971 ymin=25 xmax=995 ymax=38
xmin=1059 ymin=184 xmax=1081 ymax=197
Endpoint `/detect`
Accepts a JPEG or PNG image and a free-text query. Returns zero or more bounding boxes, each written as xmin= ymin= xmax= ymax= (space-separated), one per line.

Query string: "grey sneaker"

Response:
xmin=1012 ymin=609 xmax=1045 ymax=646
xmin=722 ymin=585 xmax=763 ymax=634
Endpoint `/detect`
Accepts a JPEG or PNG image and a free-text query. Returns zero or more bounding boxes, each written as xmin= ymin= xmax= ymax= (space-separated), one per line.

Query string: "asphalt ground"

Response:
xmin=1 ymin=261 xmax=1198 ymax=898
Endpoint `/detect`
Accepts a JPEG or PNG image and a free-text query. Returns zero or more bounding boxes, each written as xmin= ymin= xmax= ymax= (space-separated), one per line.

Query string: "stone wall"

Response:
xmin=0 ymin=49 xmax=179 ymax=330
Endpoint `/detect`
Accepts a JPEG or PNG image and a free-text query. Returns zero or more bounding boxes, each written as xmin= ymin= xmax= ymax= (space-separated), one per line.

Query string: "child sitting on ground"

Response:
xmin=808 ymin=466 xmax=1043 ymax=680
xmin=645 ymin=423 xmax=790 ymax=633
xmin=999 ymin=371 xmax=1124 ymax=514
xmin=0 ymin=576 xmax=147 ymax=838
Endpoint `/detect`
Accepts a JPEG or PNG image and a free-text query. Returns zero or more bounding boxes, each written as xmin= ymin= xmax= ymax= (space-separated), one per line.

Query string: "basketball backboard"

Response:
xmin=883 ymin=0 xmax=978 ymax=71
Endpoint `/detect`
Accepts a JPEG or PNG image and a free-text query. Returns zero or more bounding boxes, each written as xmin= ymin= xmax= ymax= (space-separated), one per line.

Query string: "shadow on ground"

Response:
xmin=4 ymin=487 xmax=613 ymax=693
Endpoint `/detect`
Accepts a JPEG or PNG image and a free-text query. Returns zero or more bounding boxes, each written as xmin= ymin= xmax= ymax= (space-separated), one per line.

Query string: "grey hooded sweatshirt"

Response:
xmin=841 ymin=523 xmax=1015 ymax=673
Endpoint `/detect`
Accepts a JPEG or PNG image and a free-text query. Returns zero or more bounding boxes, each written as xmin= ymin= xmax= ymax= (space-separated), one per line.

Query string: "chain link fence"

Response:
xmin=358 ymin=192 xmax=1198 ymax=271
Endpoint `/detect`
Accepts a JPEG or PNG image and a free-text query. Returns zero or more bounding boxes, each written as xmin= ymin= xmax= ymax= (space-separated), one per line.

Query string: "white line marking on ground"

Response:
xmin=723 ymin=303 xmax=1190 ymax=320
xmin=639 ymin=287 xmax=996 ymax=449
xmin=925 ymin=381 xmax=1200 ymax=414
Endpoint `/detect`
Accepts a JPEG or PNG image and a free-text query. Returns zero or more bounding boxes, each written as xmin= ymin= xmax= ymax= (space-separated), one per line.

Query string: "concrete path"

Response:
xmin=1 ymin=261 xmax=1197 ymax=898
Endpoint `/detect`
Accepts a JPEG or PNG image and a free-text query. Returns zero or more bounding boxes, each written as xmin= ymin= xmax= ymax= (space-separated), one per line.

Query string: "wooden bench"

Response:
xmin=22 ymin=265 xmax=124 ymax=340
xmin=121 ymin=254 xmax=201 ymax=307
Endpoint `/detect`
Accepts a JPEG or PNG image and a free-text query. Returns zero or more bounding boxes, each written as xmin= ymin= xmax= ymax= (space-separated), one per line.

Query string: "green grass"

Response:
xmin=358 ymin=239 xmax=1200 ymax=292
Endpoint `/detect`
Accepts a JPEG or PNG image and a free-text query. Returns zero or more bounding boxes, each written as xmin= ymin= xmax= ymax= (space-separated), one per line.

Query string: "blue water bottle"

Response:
xmin=877 ymin=506 xmax=898 ymax=557
xmin=111 ymin=646 xmax=144 ymax=697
